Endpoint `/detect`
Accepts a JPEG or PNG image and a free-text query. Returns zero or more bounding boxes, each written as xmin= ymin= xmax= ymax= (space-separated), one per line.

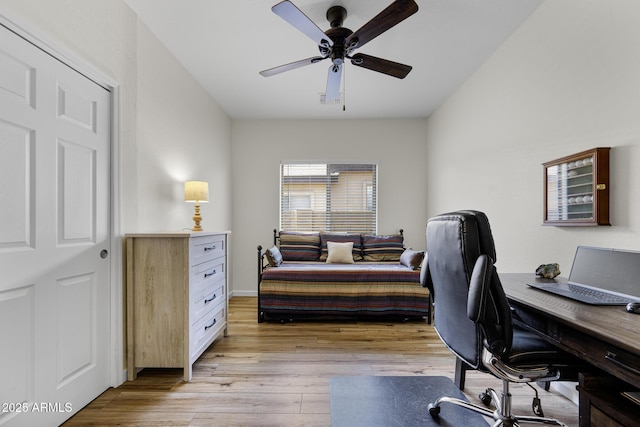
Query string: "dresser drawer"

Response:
xmin=190 ymin=258 xmax=225 ymax=290
xmin=190 ymin=234 xmax=225 ymax=266
xmin=191 ymin=279 xmax=225 ymax=324
xmin=191 ymin=304 xmax=225 ymax=359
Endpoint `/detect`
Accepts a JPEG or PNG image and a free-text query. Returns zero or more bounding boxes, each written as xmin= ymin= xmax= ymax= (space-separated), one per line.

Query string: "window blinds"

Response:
xmin=280 ymin=162 xmax=377 ymax=234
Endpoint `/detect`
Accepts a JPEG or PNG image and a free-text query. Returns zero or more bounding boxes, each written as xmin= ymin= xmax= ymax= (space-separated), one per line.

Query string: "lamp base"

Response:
xmin=192 ymin=203 xmax=203 ymax=232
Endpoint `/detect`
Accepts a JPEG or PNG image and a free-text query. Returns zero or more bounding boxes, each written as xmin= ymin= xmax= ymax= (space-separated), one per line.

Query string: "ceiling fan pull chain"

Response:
xmin=343 ymin=63 xmax=346 ymax=111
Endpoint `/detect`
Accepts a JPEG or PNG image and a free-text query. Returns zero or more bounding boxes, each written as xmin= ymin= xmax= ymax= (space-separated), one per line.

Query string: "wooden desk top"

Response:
xmin=501 ymin=273 xmax=640 ymax=357
xmin=501 ymin=273 xmax=640 ymax=389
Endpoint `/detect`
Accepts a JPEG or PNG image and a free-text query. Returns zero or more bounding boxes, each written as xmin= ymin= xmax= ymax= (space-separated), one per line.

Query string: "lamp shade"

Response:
xmin=184 ymin=180 xmax=209 ymax=203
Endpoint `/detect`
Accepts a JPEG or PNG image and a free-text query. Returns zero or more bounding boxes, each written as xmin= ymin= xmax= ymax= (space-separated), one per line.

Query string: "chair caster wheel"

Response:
xmin=479 ymin=391 xmax=492 ymax=406
xmin=428 ymin=403 xmax=440 ymax=417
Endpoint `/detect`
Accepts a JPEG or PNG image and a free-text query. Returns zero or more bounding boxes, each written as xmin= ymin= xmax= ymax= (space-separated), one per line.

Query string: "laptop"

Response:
xmin=528 ymin=246 xmax=640 ymax=305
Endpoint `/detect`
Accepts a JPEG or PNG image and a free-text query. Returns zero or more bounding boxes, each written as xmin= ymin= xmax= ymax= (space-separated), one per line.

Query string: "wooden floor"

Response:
xmin=64 ymin=297 xmax=578 ymax=426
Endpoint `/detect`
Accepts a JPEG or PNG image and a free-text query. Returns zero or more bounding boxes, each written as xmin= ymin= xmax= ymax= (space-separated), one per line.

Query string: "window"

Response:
xmin=283 ymin=194 xmax=311 ymax=211
xmin=280 ymin=162 xmax=377 ymax=233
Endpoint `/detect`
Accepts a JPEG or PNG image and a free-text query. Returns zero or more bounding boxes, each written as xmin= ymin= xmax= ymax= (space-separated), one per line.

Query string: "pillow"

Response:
xmin=320 ymin=233 xmax=363 ymax=261
xmin=326 ymin=241 xmax=355 ymax=264
xmin=362 ymin=234 xmax=404 ymax=261
xmin=265 ymin=245 xmax=283 ymax=267
xmin=400 ymin=248 xmax=424 ymax=270
xmin=279 ymin=231 xmax=320 ymax=261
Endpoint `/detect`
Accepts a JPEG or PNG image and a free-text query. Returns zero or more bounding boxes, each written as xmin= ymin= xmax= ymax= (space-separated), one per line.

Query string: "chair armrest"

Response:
xmin=467 ymin=254 xmax=492 ymax=322
xmin=468 ymin=255 xmax=510 ymax=356
xmin=481 ymin=348 xmax=561 ymax=384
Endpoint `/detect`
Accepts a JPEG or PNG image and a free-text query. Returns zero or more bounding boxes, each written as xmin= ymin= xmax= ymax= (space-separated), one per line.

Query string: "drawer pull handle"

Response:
xmin=204 ymin=269 xmax=217 ymax=278
xmin=605 ymin=351 xmax=640 ymax=376
xmin=204 ymin=318 xmax=217 ymax=330
xmin=204 ymin=245 xmax=217 ymax=251
xmin=204 ymin=293 xmax=217 ymax=304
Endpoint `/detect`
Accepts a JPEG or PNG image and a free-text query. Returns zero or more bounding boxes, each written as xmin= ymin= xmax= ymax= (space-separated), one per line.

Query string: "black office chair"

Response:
xmin=422 ymin=210 xmax=580 ymax=426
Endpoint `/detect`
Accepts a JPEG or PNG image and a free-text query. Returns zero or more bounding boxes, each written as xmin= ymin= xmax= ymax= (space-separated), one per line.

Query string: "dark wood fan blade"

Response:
xmin=345 ymin=0 xmax=418 ymax=51
xmin=260 ymin=56 xmax=326 ymax=77
xmin=325 ymin=63 xmax=342 ymax=101
xmin=350 ymin=53 xmax=412 ymax=79
xmin=272 ymin=1 xmax=333 ymax=48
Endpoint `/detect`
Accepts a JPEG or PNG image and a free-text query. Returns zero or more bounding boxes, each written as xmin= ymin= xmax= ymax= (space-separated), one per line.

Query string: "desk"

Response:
xmin=502 ymin=273 xmax=640 ymax=389
xmin=455 ymin=273 xmax=640 ymax=389
xmin=454 ymin=273 xmax=640 ymax=425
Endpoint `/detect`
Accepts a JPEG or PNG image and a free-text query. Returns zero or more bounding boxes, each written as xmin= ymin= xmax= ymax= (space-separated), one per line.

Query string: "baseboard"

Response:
xmin=230 ymin=290 xmax=258 ymax=297
xmin=550 ymin=381 xmax=578 ymax=405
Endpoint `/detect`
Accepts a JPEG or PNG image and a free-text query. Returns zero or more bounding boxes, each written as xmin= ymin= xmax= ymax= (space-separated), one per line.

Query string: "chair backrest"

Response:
xmin=423 ymin=210 xmax=512 ymax=369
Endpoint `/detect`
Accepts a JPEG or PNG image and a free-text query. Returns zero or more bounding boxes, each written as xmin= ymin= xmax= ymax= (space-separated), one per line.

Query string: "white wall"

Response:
xmin=0 ymin=0 xmax=233 ymax=235
xmin=135 ymin=23 xmax=232 ymax=233
xmin=231 ymin=119 xmax=429 ymax=295
xmin=425 ymin=0 xmax=640 ymax=274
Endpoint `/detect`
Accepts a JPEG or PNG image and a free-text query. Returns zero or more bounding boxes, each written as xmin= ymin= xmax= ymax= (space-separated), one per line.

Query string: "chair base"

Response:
xmin=428 ymin=389 xmax=568 ymax=427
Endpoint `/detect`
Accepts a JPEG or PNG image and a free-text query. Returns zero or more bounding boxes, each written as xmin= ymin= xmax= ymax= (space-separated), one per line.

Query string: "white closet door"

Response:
xmin=0 ymin=24 xmax=111 ymax=426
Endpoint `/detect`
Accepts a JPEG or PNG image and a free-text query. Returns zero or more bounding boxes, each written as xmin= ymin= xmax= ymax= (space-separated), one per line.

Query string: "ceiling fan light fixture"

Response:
xmin=319 ymin=92 xmax=343 ymax=105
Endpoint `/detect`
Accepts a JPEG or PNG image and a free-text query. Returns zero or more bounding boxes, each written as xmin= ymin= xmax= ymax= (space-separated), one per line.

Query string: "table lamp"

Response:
xmin=184 ymin=180 xmax=209 ymax=231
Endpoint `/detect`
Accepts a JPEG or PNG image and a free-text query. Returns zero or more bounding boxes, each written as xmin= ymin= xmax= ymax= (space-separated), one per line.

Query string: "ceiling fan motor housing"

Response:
xmin=323 ymin=6 xmax=352 ymax=65
xmin=324 ymin=27 xmax=352 ymax=65
xmin=326 ymin=5 xmax=347 ymax=28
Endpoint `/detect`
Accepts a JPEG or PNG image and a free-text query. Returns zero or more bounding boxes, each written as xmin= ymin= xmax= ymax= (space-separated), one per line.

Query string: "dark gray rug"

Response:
xmin=329 ymin=375 xmax=488 ymax=427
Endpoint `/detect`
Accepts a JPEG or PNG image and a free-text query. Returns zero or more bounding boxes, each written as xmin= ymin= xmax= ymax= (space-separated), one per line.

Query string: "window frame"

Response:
xmin=279 ymin=161 xmax=378 ymax=234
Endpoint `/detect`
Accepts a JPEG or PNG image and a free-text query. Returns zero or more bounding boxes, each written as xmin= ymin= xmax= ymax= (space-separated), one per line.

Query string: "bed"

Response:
xmin=257 ymin=229 xmax=431 ymax=323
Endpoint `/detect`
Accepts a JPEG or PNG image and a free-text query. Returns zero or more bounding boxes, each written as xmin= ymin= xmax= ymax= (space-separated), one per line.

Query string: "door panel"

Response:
xmin=57 ymin=139 xmax=96 ymax=243
xmin=0 ymin=286 xmax=34 ymax=411
xmin=58 ymin=273 xmax=97 ymax=385
xmin=0 ymin=119 xmax=35 ymax=250
xmin=0 ymin=24 xmax=111 ymax=427
xmin=0 ymin=47 xmax=35 ymax=108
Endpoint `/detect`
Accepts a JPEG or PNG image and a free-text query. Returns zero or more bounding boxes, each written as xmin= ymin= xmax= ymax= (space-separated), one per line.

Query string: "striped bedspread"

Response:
xmin=259 ymin=262 xmax=430 ymax=318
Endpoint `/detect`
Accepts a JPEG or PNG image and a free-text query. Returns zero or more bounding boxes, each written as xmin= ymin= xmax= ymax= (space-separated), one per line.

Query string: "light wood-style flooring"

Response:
xmin=63 ymin=297 xmax=578 ymax=426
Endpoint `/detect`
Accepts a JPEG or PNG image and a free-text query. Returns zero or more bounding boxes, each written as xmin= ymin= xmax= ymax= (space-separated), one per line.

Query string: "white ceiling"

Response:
xmin=123 ymin=0 xmax=543 ymax=119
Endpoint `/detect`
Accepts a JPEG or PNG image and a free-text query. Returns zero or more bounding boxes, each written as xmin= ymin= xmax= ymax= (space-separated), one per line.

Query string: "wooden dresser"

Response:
xmin=126 ymin=231 xmax=230 ymax=381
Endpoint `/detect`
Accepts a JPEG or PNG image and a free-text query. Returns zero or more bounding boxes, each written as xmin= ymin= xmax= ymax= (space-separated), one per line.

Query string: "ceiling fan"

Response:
xmin=259 ymin=0 xmax=419 ymax=101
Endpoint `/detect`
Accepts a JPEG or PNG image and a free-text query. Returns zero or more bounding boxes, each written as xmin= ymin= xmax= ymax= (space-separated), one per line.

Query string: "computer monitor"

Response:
xmin=569 ymin=246 xmax=640 ymax=298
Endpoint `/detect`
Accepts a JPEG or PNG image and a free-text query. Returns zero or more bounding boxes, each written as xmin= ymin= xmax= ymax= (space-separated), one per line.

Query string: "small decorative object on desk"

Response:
xmin=535 ymin=263 xmax=560 ymax=279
